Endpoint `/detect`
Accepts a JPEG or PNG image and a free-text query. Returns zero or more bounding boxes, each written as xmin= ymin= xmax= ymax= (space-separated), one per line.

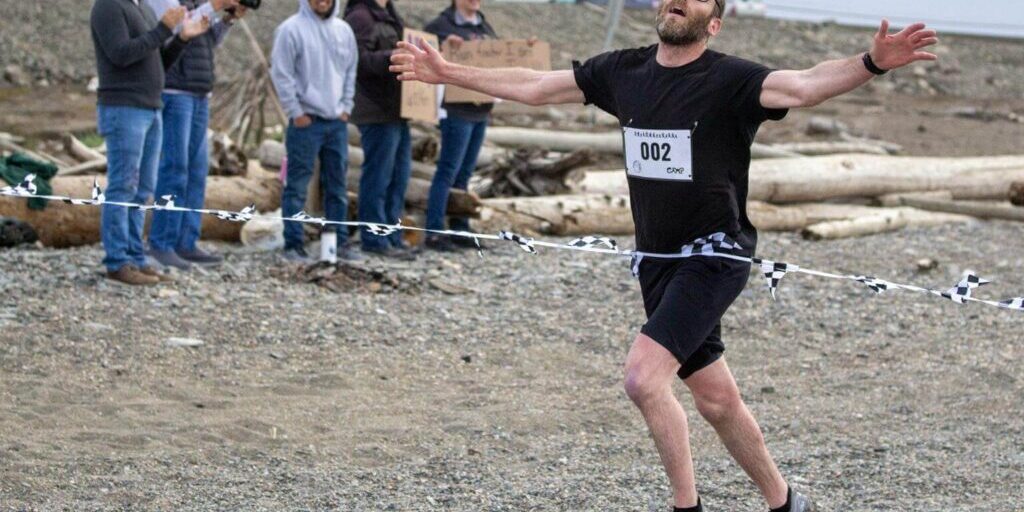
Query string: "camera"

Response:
xmin=227 ymin=0 xmax=260 ymax=14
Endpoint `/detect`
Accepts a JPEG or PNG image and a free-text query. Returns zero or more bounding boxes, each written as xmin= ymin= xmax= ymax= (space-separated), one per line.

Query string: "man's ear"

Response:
xmin=707 ymin=17 xmax=722 ymax=37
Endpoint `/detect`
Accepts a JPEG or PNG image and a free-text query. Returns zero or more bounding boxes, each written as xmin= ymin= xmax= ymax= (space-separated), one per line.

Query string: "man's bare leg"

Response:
xmin=623 ymin=334 xmax=699 ymax=509
xmin=684 ymin=358 xmax=789 ymax=508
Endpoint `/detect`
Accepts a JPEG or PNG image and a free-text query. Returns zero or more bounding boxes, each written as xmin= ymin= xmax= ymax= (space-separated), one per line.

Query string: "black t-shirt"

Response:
xmin=573 ymin=46 xmax=787 ymax=255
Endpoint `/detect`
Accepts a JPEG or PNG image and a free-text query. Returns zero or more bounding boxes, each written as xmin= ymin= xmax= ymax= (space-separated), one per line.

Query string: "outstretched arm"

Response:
xmin=389 ymin=40 xmax=584 ymax=106
xmin=761 ymin=20 xmax=938 ymax=109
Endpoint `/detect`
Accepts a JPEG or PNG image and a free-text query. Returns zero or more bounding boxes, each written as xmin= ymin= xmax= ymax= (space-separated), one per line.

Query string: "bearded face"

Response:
xmin=656 ymin=1 xmax=715 ymax=46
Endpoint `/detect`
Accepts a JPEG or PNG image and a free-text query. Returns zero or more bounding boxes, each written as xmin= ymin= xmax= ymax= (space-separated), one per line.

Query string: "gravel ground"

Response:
xmin=1 ymin=221 xmax=1022 ymax=511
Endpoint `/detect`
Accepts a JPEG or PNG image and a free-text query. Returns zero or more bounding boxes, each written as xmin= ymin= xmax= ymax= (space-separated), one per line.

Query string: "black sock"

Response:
xmin=674 ymin=497 xmax=702 ymax=512
xmin=769 ymin=487 xmax=792 ymax=512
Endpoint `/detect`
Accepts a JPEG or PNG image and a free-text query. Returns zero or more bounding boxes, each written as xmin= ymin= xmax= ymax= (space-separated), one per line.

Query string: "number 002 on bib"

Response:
xmin=622 ymin=127 xmax=693 ymax=182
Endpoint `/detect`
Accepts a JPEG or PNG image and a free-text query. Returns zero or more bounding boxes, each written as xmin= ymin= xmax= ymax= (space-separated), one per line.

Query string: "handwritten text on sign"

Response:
xmin=401 ymin=29 xmax=440 ymax=122
xmin=443 ymin=40 xmax=551 ymax=104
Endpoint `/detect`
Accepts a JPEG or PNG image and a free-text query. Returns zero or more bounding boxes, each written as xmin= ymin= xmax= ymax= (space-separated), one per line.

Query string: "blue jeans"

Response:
xmin=282 ymin=117 xmax=350 ymax=250
xmin=149 ymin=93 xmax=209 ymax=252
xmin=357 ymin=122 xmax=411 ymax=250
xmin=427 ymin=116 xmax=487 ymax=232
xmin=97 ymin=105 xmax=161 ymax=272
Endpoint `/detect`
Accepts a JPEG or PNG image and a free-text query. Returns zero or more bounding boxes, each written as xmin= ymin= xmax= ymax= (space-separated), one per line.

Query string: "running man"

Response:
xmin=390 ymin=1 xmax=937 ymax=510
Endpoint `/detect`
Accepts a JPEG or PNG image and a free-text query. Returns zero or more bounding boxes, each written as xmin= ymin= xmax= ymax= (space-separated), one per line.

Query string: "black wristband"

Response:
xmin=863 ymin=52 xmax=888 ymax=75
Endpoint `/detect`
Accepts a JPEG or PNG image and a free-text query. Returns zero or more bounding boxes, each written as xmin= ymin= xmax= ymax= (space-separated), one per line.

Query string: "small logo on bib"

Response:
xmin=622 ymin=127 xmax=694 ymax=182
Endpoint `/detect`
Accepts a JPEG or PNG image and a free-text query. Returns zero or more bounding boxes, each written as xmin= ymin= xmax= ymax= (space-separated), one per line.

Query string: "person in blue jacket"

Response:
xmin=422 ymin=0 xmax=498 ymax=251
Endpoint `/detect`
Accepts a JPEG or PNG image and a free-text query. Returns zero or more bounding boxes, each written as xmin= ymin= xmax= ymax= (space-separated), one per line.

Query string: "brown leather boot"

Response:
xmin=138 ymin=266 xmax=176 ymax=283
xmin=106 ymin=265 xmax=160 ymax=286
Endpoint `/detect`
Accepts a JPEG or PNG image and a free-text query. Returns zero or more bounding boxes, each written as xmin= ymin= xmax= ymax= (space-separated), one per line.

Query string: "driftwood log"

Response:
xmin=897 ymin=197 xmax=1024 ymax=222
xmin=771 ymin=141 xmax=889 ymax=156
xmin=59 ymin=159 xmax=108 ymax=177
xmin=475 ymin=196 xmax=971 ymax=239
xmin=477 ymin=194 xmax=633 ymax=235
xmin=63 ymin=134 xmax=104 ymax=163
xmin=209 ymin=132 xmax=249 ymax=177
xmin=578 ymin=155 xmax=1024 ymax=202
xmin=0 ymin=169 xmax=282 ymax=247
xmin=483 ymin=126 xmax=800 ymax=159
xmin=1011 ymin=182 xmax=1024 ymax=206
xmin=874 ymin=190 xmax=954 ymax=207
xmin=801 ymin=208 xmax=973 ymax=240
xmin=474 ymin=147 xmax=593 ymax=197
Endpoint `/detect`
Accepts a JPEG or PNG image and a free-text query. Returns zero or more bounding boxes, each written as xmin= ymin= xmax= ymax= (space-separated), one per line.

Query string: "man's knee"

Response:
xmin=692 ymin=384 xmax=743 ymax=425
xmin=623 ymin=363 xmax=671 ymax=407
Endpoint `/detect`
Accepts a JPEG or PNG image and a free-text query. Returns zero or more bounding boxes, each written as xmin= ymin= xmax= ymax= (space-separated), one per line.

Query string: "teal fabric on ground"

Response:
xmin=0 ymin=153 xmax=59 ymax=210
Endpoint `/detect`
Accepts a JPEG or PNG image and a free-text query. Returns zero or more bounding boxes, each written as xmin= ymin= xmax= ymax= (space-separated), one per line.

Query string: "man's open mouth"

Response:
xmin=668 ymin=6 xmax=686 ymax=17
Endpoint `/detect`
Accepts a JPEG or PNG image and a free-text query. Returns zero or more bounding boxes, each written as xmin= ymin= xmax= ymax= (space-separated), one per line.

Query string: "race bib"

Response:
xmin=622 ymin=127 xmax=693 ymax=181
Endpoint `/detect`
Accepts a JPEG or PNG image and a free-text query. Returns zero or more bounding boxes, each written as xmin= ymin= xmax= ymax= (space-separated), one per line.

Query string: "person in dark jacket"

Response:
xmin=344 ymin=0 xmax=416 ymax=260
xmin=146 ymin=0 xmax=244 ymax=270
xmin=90 ymin=0 xmax=209 ymax=285
xmin=422 ymin=0 xmax=498 ymax=251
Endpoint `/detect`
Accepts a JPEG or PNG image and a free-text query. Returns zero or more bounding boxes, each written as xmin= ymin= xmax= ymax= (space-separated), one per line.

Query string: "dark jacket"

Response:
xmin=423 ymin=6 xmax=498 ymax=122
xmin=164 ymin=0 xmax=228 ymax=95
xmin=344 ymin=0 xmax=404 ymax=125
xmin=90 ymin=0 xmax=188 ymax=109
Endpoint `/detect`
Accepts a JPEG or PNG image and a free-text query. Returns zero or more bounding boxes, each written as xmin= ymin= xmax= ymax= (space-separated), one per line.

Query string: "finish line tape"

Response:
xmin=2 ymin=174 xmax=1022 ymax=313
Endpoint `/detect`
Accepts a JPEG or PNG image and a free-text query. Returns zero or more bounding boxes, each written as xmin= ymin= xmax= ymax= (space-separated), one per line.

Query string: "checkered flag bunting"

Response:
xmin=365 ymin=221 xmax=401 ymax=237
xmin=6 ymin=176 xmax=1024 ymax=315
xmin=1 ymin=174 xmax=38 ymax=197
xmin=498 ymin=230 xmax=537 ymax=254
xmin=680 ymin=232 xmax=742 ymax=257
xmin=61 ymin=179 xmax=106 ymax=206
xmin=753 ymin=258 xmax=798 ymax=300
xmin=853 ymin=275 xmax=893 ymax=294
xmin=215 ymin=204 xmax=256 ymax=223
xmin=290 ymin=211 xmax=327 ymax=226
xmin=941 ymin=272 xmax=990 ymax=304
xmin=136 ymin=195 xmax=174 ymax=211
xmin=451 ymin=231 xmax=484 ymax=258
xmin=91 ymin=179 xmax=105 ymax=204
xmin=568 ymin=236 xmax=618 ymax=251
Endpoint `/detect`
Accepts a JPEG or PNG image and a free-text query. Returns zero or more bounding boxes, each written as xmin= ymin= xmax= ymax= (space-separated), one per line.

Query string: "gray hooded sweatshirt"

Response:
xmin=271 ymin=0 xmax=358 ymax=120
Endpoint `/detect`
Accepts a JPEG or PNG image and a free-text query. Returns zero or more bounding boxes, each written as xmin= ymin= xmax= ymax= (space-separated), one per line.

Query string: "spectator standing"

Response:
xmin=422 ymin=0 xmax=498 ymax=251
xmin=344 ymin=0 xmax=416 ymax=260
xmin=90 ymin=0 xmax=209 ymax=285
xmin=271 ymin=0 xmax=361 ymax=263
xmin=146 ymin=0 xmax=246 ymax=269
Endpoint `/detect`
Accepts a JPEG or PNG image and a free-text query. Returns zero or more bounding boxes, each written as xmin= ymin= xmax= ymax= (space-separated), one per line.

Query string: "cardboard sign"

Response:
xmin=442 ymin=39 xmax=552 ymax=104
xmin=400 ymin=29 xmax=440 ymax=123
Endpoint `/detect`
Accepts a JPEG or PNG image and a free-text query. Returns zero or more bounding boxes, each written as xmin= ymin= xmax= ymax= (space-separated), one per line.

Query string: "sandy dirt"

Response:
xmin=1 ymin=223 xmax=1023 ymax=511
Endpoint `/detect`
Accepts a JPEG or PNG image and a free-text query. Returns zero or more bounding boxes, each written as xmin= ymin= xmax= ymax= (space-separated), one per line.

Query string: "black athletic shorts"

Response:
xmin=638 ymin=255 xmax=751 ymax=380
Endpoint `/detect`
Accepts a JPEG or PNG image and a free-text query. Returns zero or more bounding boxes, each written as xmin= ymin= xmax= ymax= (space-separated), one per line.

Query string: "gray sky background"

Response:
xmin=764 ymin=0 xmax=1024 ymax=38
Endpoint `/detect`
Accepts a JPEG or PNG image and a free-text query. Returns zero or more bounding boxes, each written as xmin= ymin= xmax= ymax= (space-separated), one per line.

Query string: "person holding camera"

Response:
xmin=90 ymin=0 xmax=210 ymax=286
xmin=145 ymin=0 xmax=247 ymax=270
xmin=421 ymin=0 xmax=498 ymax=252
xmin=271 ymin=0 xmax=360 ymax=263
xmin=343 ymin=0 xmax=416 ymax=260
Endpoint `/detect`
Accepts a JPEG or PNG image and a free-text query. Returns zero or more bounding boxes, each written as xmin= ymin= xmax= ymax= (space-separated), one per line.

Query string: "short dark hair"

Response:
xmin=713 ymin=0 xmax=726 ymax=18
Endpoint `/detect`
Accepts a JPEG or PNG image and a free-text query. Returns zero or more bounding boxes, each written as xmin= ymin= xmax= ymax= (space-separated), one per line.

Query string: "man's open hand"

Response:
xmin=161 ymin=6 xmax=186 ymax=30
xmin=390 ymin=40 xmax=448 ymax=84
xmin=179 ymin=14 xmax=211 ymax=41
xmin=870 ymin=19 xmax=938 ymax=71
